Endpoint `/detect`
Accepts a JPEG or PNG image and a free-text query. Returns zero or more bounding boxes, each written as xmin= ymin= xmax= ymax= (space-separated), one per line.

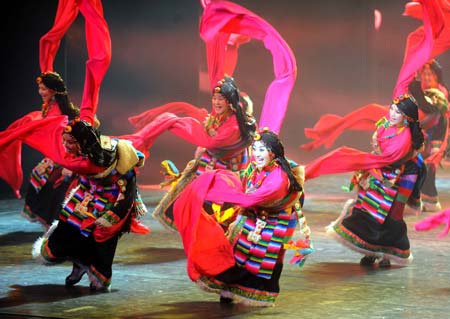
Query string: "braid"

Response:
xmin=54 ymin=94 xmax=79 ymax=120
xmin=278 ymin=157 xmax=302 ymax=192
xmin=409 ymin=121 xmax=425 ymax=151
xmin=259 ymin=131 xmax=302 ymax=193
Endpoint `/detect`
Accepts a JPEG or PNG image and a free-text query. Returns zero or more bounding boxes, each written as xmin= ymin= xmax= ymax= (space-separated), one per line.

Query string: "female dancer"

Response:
xmin=408 ymin=64 xmax=448 ymax=212
xmin=33 ymin=119 xmax=146 ymax=292
xmin=173 ymin=129 xmax=309 ymax=306
xmin=22 ymin=71 xmax=81 ymax=227
xmin=315 ymin=95 xmax=426 ymax=267
xmin=149 ymin=76 xmax=256 ymax=230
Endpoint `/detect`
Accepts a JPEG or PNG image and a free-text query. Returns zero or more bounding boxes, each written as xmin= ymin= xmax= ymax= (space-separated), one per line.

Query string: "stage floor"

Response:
xmin=1 ymin=170 xmax=450 ymax=319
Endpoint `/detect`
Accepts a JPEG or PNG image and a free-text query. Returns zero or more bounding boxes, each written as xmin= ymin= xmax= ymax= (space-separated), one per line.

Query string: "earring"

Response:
xmin=403 ymin=119 xmax=408 ymax=126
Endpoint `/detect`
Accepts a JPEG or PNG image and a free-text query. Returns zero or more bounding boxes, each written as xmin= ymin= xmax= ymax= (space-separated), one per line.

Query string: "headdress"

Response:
xmin=252 ymin=127 xmax=302 ymax=192
xmin=213 ymin=76 xmax=240 ymax=112
xmin=64 ymin=118 xmax=117 ymax=168
xmin=392 ymin=94 xmax=419 ymax=123
xmin=36 ymin=71 xmax=68 ymax=95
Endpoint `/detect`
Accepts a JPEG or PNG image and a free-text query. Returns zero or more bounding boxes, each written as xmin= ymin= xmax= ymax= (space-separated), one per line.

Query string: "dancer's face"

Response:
xmin=389 ymin=104 xmax=405 ymax=127
xmin=38 ymin=83 xmax=56 ymax=104
xmin=420 ymin=66 xmax=438 ymax=89
xmin=62 ymin=133 xmax=81 ymax=155
xmin=211 ymin=93 xmax=230 ymax=115
xmin=252 ymin=140 xmax=273 ymax=169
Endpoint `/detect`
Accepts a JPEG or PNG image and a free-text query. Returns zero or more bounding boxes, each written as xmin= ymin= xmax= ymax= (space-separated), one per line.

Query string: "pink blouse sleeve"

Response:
xmin=305 ymin=128 xmax=413 ymax=181
xmin=168 ymin=115 xmax=241 ymax=149
xmin=203 ymin=168 xmax=290 ymax=208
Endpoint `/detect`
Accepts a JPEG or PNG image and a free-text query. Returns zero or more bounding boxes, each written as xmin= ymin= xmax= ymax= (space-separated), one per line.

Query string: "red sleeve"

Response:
xmin=169 ymin=115 xmax=241 ymax=149
xmin=304 ymin=128 xmax=412 ymax=181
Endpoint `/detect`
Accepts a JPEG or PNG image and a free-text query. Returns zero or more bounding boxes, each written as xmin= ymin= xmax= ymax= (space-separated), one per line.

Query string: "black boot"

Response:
xmin=360 ymin=255 xmax=377 ymax=266
xmin=378 ymin=258 xmax=391 ymax=268
xmin=65 ymin=263 xmax=86 ymax=286
xmin=220 ymin=296 xmax=233 ymax=304
xmin=90 ymin=282 xmax=111 ymax=293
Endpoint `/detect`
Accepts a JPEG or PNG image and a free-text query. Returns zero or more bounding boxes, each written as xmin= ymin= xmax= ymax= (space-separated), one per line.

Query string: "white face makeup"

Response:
xmin=38 ymin=82 xmax=56 ymax=104
xmin=252 ymin=140 xmax=272 ymax=169
xmin=211 ymin=93 xmax=230 ymax=115
xmin=389 ymin=104 xmax=405 ymax=127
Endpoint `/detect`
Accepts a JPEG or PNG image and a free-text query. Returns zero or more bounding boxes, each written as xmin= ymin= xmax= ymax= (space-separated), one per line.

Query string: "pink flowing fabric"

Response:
xmin=0 ymin=115 xmax=103 ymax=174
xmin=415 ymin=209 xmax=450 ymax=238
xmin=201 ymin=1 xmax=297 ymax=134
xmin=78 ymin=0 xmax=112 ymax=123
xmin=122 ymin=112 xmax=241 ymax=160
xmin=301 ymin=104 xmax=387 ymax=151
xmin=129 ymin=0 xmax=295 ymax=136
xmin=174 ymin=167 xmax=290 ymax=281
xmin=40 ymin=0 xmax=111 ymax=123
xmin=393 ymin=0 xmax=444 ymax=98
xmin=304 ymin=125 xmax=412 ymax=181
xmin=302 ymin=0 xmax=448 ymax=151
xmin=39 ymin=0 xmax=79 ymax=72
xmin=128 ymin=102 xmax=208 ymax=131
xmin=199 ymin=0 xmax=251 ymax=83
xmin=0 ymin=0 xmax=110 ymax=197
xmin=403 ymin=0 xmax=450 ymax=60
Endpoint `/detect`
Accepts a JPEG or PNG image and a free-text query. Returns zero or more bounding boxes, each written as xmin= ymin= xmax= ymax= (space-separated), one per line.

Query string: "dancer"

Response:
xmin=305 ymin=95 xmax=426 ymax=267
xmin=150 ymin=76 xmax=256 ymax=230
xmin=409 ymin=63 xmax=448 ymax=212
xmin=173 ymin=129 xmax=311 ymax=306
xmin=22 ymin=71 xmax=81 ymax=227
xmin=0 ymin=0 xmax=112 ymax=197
xmin=32 ymin=119 xmax=146 ymax=292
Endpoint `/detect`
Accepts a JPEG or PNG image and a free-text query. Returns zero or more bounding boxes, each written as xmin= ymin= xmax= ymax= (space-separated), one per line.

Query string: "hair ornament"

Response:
xmin=392 ymin=93 xmax=410 ymax=105
xmin=64 ymin=117 xmax=81 ymax=133
xmin=253 ymin=127 xmax=270 ymax=141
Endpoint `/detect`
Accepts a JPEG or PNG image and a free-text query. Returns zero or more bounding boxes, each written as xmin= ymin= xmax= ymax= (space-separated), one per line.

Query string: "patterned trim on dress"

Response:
xmin=29 ymin=158 xmax=55 ymax=192
xmin=330 ymin=222 xmax=411 ymax=261
xmin=88 ymin=265 xmax=111 ymax=288
xmin=196 ymin=276 xmax=276 ymax=307
xmin=354 ymin=169 xmax=416 ymax=224
xmin=421 ymin=193 xmax=439 ymax=205
xmin=234 ymin=209 xmax=291 ymax=279
xmin=40 ymin=237 xmax=64 ymax=263
xmin=60 ymin=175 xmax=122 ymax=237
xmin=196 ymin=148 xmax=248 ymax=174
xmin=22 ymin=204 xmax=49 ymax=229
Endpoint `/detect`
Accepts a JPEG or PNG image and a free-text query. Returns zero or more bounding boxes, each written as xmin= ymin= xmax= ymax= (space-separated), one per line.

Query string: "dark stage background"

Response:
xmin=2 ymin=0 xmax=449 ymax=198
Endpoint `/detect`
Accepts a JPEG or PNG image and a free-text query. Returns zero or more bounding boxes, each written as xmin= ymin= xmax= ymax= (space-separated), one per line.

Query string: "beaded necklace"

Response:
xmin=245 ymin=160 xmax=278 ymax=193
xmin=377 ymin=122 xmax=406 ymax=141
xmin=204 ymin=111 xmax=231 ymax=134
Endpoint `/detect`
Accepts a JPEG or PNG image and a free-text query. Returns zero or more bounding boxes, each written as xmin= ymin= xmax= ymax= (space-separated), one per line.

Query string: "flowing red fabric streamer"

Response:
xmin=302 ymin=0 xmax=448 ymax=152
xmin=128 ymin=102 xmax=208 ymax=131
xmin=40 ymin=0 xmax=111 ymax=123
xmin=301 ymin=104 xmax=387 ymax=151
xmin=403 ymin=0 xmax=450 ymax=59
xmin=393 ymin=0 xmax=444 ymax=98
xmin=415 ymin=209 xmax=450 ymax=238
xmin=200 ymin=1 xmax=297 ymax=134
xmin=0 ymin=0 xmax=111 ymax=197
xmin=304 ymin=126 xmax=412 ymax=181
xmin=174 ymin=167 xmax=290 ymax=281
